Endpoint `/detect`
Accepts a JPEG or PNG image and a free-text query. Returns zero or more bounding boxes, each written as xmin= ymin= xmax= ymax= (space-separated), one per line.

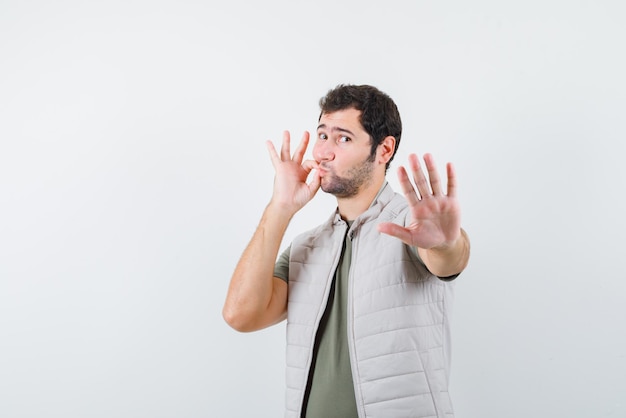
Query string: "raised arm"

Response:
xmin=377 ymin=153 xmax=470 ymax=278
xmin=222 ymin=131 xmax=320 ymax=332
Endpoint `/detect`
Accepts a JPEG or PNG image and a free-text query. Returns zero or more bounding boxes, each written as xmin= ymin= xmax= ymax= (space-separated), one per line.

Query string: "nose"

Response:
xmin=313 ymin=138 xmax=334 ymax=163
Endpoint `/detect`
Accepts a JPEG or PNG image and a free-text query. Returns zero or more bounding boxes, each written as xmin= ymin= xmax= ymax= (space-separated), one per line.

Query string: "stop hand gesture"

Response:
xmin=378 ymin=153 xmax=461 ymax=251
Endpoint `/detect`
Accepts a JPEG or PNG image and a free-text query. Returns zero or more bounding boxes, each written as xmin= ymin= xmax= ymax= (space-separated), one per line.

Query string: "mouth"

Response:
xmin=318 ymin=163 xmax=331 ymax=176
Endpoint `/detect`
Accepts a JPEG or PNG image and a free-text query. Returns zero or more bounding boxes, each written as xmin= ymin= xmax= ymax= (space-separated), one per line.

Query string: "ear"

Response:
xmin=377 ymin=136 xmax=396 ymax=165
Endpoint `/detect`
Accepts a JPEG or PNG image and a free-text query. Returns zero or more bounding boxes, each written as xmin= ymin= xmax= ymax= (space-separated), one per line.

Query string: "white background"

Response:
xmin=1 ymin=1 xmax=625 ymax=417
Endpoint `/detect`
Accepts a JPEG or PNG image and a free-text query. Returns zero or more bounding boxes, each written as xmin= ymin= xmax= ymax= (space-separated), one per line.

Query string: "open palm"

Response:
xmin=378 ymin=153 xmax=461 ymax=250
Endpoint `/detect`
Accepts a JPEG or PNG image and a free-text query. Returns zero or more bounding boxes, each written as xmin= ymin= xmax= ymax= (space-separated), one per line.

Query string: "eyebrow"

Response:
xmin=316 ymin=124 xmax=356 ymax=136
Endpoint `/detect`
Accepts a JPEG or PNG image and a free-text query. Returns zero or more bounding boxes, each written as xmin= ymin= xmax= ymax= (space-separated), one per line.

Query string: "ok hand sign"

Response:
xmin=266 ymin=131 xmax=321 ymax=216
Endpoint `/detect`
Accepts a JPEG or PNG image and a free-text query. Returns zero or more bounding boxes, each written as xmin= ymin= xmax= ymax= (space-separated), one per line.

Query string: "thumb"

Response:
xmin=378 ymin=222 xmax=412 ymax=243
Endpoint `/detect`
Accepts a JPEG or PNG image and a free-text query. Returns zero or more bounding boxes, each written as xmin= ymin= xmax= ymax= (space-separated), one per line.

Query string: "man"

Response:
xmin=223 ymin=84 xmax=470 ymax=418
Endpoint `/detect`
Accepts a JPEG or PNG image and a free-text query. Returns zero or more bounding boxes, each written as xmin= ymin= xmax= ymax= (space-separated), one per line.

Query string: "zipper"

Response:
xmin=299 ymin=221 xmax=347 ymax=416
xmin=346 ymin=222 xmax=366 ymax=418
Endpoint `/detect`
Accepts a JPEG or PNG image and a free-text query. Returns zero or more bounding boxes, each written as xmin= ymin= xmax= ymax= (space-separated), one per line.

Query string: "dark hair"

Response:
xmin=319 ymin=84 xmax=402 ymax=170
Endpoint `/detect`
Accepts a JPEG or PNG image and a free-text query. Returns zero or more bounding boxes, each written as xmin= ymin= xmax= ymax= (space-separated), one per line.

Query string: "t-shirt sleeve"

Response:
xmin=274 ymin=245 xmax=291 ymax=283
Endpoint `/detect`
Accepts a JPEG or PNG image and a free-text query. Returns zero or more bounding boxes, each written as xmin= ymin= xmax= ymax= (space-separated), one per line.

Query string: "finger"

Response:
xmin=266 ymin=140 xmax=280 ymax=169
xmin=397 ymin=165 xmax=421 ymax=205
xmin=280 ymin=131 xmax=291 ymax=161
xmin=307 ymin=169 xmax=321 ymax=195
xmin=409 ymin=154 xmax=432 ymax=199
xmin=423 ymin=153 xmax=443 ymax=196
xmin=377 ymin=222 xmax=413 ymax=244
xmin=302 ymin=159 xmax=319 ymax=173
xmin=292 ymin=131 xmax=310 ymax=164
xmin=446 ymin=162 xmax=457 ymax=197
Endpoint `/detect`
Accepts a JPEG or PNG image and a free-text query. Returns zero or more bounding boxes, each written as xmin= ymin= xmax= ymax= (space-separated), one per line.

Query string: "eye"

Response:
xmin=318 ymin=132 xmax=328 ymax=140
xmin=338 ymin=135 xmax=351 ymax=143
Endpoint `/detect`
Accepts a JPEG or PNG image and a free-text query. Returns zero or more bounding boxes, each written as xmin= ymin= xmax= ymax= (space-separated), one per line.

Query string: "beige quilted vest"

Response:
xmin=285 ymin=183 xmax=455 ymax=418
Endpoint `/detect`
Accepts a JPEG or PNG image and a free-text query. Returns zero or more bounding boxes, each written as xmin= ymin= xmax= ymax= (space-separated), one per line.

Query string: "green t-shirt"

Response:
xmin=274 ymin=223 xmax=357 ymax=418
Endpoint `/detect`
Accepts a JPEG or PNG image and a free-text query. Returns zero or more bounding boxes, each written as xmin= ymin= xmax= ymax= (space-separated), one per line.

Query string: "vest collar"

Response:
xmin=329 ymin=181 xmax=395 ymax=227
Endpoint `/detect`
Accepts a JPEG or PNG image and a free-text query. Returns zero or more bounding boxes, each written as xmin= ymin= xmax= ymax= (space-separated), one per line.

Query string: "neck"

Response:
xmin=336 ymin=176 xmax=385 ymax=221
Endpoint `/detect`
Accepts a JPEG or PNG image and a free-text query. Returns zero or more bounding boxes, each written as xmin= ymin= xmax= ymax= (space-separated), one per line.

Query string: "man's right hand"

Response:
xmin=266 ymin=130 xmax=321 ymax=216
xmin=223 ymin=131 xmax=318 ymax=332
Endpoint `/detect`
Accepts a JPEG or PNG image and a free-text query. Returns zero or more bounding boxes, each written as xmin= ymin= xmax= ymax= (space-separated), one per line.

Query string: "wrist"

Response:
xmin=421 ymin=228 xmax=470 ymax=277
xmin=266 ymin=199 xmax=298 ymax=220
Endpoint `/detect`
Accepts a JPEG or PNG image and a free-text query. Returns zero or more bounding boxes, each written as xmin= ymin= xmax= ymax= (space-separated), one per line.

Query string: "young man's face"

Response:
xmin=313 ymin=108 xmax=377 ymax=198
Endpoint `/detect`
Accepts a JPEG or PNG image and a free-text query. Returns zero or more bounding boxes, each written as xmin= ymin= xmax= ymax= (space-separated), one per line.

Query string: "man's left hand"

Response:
xmin=378 ymin=153 xmax=462 ymax=251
